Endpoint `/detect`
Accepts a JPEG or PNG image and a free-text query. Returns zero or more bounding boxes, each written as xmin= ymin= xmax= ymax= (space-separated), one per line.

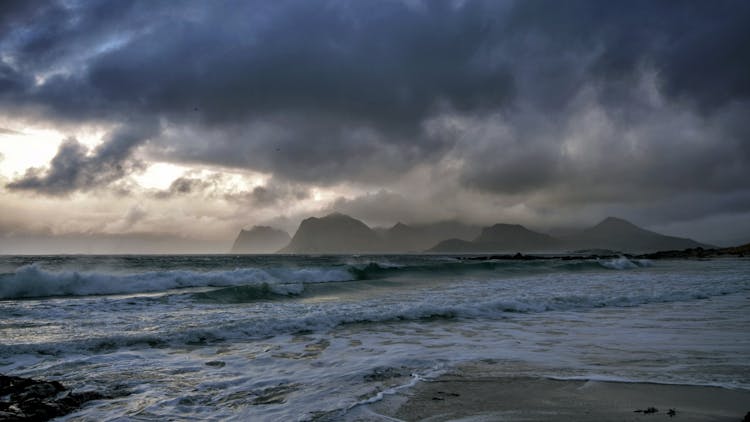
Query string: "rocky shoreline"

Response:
xmin=0 ymin=374 xmax=107 ymax=421
xmin=457 ymin=243 xmax=749 ymax=261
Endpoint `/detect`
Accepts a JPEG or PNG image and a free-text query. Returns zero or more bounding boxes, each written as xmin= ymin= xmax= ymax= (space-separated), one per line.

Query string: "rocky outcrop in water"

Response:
xmin=455 ymin=243 xmax=750 ymax=261
xmin=634 ymin=243 xmax=749 ymax=259
xmin=0 ymin=374 xmax=106 ymax=421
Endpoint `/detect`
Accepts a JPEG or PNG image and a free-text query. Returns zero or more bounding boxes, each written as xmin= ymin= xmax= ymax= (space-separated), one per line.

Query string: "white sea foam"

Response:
xmin=597 ymin=256 xmax=652 ymax=269
xmin=5 ymin=273 xmax=745 ymax=358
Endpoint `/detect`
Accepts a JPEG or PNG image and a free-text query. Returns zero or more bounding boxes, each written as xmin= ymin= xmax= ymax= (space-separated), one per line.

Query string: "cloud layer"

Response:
xmin=1 ymin=0 xmax=749 ymax=247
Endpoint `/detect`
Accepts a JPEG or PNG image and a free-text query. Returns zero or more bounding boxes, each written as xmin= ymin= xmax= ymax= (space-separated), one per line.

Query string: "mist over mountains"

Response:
xmin=232 ymin=213 xmax=711 ymax=254
xmin=231 ymin=226 xmax=291 ymax=254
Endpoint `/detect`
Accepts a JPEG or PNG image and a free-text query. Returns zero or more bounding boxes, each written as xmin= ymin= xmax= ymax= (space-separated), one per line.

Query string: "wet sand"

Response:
xmin=361 ymin=368 xmax=750 ymax=421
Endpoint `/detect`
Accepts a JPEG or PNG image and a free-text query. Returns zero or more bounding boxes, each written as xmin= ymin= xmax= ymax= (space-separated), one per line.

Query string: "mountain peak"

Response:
xmin=597 ymin=216 xmax=637 ymax=227
xmin=568 ymin=217 xmax=711 ymax=252
xmin=487 ymin=223 xmax=526 ymax=230
xmin=476 ymin=223 xmax=539 ymax=240
xmin=472 ymin=222 xmax=558 ymax=250
xmin=231 ymin=226 xmax=290 ymax=253
xmin=322 ymin=211 xmax=351 ymax=219
xmin=588 ymin=217 xmax=644 ymax=234
xmin=281 ymin=212 xmax=385 ymax=253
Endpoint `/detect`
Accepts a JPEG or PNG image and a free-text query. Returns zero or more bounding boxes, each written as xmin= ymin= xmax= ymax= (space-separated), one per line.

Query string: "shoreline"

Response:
xmin=357 ymin=366 xmax=750 ymax=422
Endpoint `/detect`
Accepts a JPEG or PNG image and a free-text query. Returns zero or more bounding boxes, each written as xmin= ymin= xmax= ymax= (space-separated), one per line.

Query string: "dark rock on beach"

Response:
xmin=0 ymin=374 xmax=106 ymax=421
xmin=363 ymin=366 xmax=410 ymax=382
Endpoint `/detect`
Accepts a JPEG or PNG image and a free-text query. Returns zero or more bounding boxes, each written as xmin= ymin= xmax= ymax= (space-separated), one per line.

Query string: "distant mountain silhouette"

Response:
xmin=475 ymin=224 xmax=560 ymax=249
xmin=428 ymin=223 xmax=558 ymax=252
xmin=242 ymin=214 xmax=711 ymax=254
xmin=279 ymin=213 xmax=386 ymax=253
xmin=231 ymin=226 xmax=290 ymax=253
xmin=428 ymin=217 xmax=710 ymax=253
xmin=425 ymin=238 xmax=477 ymax=253
xmin=382 ymin=222 xmax=424 ymax=252
xmin=561 ymin=217 xmax=712 ymax=252
xmin=380 ymin=221 xmax=481 ymax=252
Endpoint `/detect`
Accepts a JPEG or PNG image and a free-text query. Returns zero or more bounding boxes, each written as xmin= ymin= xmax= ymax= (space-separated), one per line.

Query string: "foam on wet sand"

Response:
xmin=362 ymin=364 xmax=750 ymax=422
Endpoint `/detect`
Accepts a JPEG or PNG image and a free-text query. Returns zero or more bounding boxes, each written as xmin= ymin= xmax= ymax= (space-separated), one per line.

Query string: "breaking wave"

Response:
xmin=347 ymin=257 xmax=650 ymax=279
xmin=2 ymin=278 xmax=743 ymax=357
xmin=0 ymin=257 xmax=651 ymax=300
xmin=0 ymin=264 xmax=352 ymax=299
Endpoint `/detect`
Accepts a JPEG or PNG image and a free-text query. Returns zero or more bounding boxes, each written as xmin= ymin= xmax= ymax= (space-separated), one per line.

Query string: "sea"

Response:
xmin=1 ymin=254 xmax=748 ymax=421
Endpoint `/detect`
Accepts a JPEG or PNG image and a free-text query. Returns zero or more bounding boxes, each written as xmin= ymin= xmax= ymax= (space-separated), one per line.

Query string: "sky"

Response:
xmin=1 ymin=0 xmax=749 ymax=253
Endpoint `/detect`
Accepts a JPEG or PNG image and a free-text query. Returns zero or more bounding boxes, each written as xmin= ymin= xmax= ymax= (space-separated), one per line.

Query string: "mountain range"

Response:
xmin=232 ymin=213 xmax=713 ymax=254
xmin=276 ymin=213 xmax=480 ymax=254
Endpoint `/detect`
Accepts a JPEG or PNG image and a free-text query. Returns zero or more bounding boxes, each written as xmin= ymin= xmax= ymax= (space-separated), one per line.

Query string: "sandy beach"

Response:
xmin=361 ymin=365 xmax=750 ymax=422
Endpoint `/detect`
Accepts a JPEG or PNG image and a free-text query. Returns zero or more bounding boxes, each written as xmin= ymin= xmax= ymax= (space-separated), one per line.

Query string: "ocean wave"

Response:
xmin=193 ymin=283 xmax=305 ymax=302
xmin=3 ymin=281 xmax=743 ymax=357
xmin=0 ymin=257 xmax=650 ymax=300
xmin=0 ymin=264 xmax=352 ymax=299
xmin=598 ymin=257 xmax=651 ymax=270
xmin=346 ymin=257 xmax=647 ymax=280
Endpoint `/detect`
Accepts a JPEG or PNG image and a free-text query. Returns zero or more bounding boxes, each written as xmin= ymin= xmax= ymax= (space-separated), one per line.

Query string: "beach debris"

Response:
xmin=431 ymin=391 xmax=461 ymax=401
xmin=634 ymin=407 xmax=659 ymax=414
xmin=436 ymin=391 xmax=460 ymax=397
xmin=205 ymin=360 xmax=226 ymax=368
xmin=363 ymin=366 xmax=409 ymax=382
xmin=0 ymin=374 xmax=107 ymax=421
xmin=668 ymin=408 xmax=676 ymax=417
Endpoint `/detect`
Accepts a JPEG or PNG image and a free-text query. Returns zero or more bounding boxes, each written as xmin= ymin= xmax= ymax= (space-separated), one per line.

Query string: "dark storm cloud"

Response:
xmin=153 ymin=172 xmax=309 ymax=208
xmin=455 ymin=99 xmax=750 ymax=200
xmin=501 ymin=0 xmax=750 ymax=111
xmin=224 ymin=178 xmax=310 ymax=208
xmin=1 ymin=0 xmax=516 ymax=187
xmin=1 ymin=0 xmax=747 ymax=126
xmin=152 ymin=176 xmax=214 ymax=199
xmin=81 ymin=0 xmax=512 ymax=126
xmin=153 ymin=115 xmax=449 ymax=184
xmin=0 ymin=0 xmax=749 ymax=229
xmin=7 ymin=121 xmax=157 ymax=195
xmin=247 ymin=182 xmax=310 ymax=207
